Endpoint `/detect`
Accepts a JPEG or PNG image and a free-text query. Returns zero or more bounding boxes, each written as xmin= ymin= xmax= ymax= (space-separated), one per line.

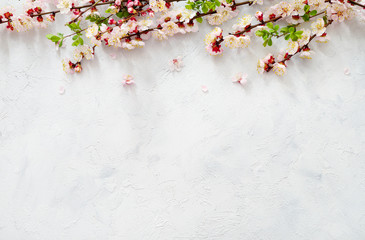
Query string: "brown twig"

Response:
xmin=347 ymin=0 xmax=365 ymax=8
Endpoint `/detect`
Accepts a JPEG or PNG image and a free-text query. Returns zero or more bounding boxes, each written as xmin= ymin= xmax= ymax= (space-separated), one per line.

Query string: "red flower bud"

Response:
xmin=34 ymin=7 xmax=42 ymax=13
xmin=26 ymin=9 xmax=35 ymax=16
xmin=4 ymin=12 xmax=13 ymax=19
xmin=7 ymin=22 xmax=14 ymax=31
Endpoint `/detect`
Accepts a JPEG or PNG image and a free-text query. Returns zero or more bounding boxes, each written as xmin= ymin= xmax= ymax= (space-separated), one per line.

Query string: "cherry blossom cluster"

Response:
xmin=1 ymin=0 xmax=365 ymax=78
xmin=204 ymin=0 xmax=363 ymax=76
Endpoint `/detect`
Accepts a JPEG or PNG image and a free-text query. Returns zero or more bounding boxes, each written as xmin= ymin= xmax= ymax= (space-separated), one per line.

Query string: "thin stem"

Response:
xmin=30 ymin=1 xmax=117 ymax=18
xmin=347 ymin=0 xmax=365 ymax=8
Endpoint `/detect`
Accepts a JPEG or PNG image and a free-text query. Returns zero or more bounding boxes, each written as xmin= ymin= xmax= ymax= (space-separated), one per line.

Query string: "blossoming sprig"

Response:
xmin=66 ymin=21 xmax=85 ymax=46
xmin=0 ymin=0 xmax=119 ymax=33
xmin=302 ymin=4 xmax=320 ymax=21
xmin=255 ymin=23 xmax=303 ymax=46
xmin=258 ymin=19 xmax=333 ymax=76
xmin=46 ymin=0 xmax=150 ymax=48
xmin=117 ymin=0 xmax=251 ymax=38
xmin=254 ymin=22 xmax=299 ymax=46
xmin=253 ymin=8 xmax=325 ymax=47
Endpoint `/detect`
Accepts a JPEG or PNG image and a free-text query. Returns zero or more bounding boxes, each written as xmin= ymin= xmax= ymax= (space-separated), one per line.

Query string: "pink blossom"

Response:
xmin=344 ymin=68 xmax=350 ymax=75
xmin=169 ymin=56 xmax=184 ymax=71
xmin=232 ymin=73 xmax=248 ymax=86
xmin=59 ymin=86 xmax=65 ymax=95
xmin=201 ymin=85 xmax=208 ymax=92
xmin=123 ymin=75 xmax=135 ymax=85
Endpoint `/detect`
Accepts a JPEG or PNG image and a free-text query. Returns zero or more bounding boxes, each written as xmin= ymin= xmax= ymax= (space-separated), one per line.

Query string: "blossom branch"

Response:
xmin=274 ymin=11 xmax=325 ymax=38
xmin=121 ymin=0 xmax=253 ymax=40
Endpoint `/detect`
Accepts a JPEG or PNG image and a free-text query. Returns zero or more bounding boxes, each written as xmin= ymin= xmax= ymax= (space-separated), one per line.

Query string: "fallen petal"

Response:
xmin=59 ymin=86 xmax=65 ymax=95
xmin=344 ymin=68 xmax=350 ymax=75
xmin=201 ymin=85 xmax=208 ymax=93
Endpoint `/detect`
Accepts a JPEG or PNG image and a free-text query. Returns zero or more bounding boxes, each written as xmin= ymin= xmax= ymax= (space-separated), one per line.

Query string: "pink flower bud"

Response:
xmin=255 ymin=11 xmax=263 ymax=21
xmin=108 ymin=18 xmax=116 ymax=25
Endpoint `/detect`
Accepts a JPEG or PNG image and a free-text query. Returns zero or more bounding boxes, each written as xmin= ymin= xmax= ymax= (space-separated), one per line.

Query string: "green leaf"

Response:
xmin=202 ymin=3 xmax=208 ymax=13
xmin=196 ymin=17 xmax=203 ymax=23
xmin=280 ymin=27 xmax=288 ymax=33
xmin=68 ymin=22 xmax=81 ymax=32
xmin=285 ymin=34 xmax=291 ymax=40
xmin=116 ymin=10 xmax=130 ymax=19
xmin=304 ymin=4 xmax=310 ymax=12
xmin=302 ymin=14 xmax=310 ymax=21
xmin=295 ymin=31 xmax=303 ymax=38
xmin=323 ymin=15 xmax=328 ymax=24
xmin=46 ymin=34 xmax=61 ymax=43
xmin=290 ymin=33 xmax=298 ymax=41
xmin=263 ymin=39 xmax=268 ymax=47
xmin=274 ymin=25 xmax=280 ymax=31
xmin=309 ymin=10 xmax=317 ymax=16
xmin=72 ymin=35 xmax=78 ymax=40
xmin=185 ymin=4 xmax=193 ymax=9
xmin=255 ymin=30 xmax=263 ymax=37
xmin=289 ymin=27 xmax=295 ymax=33
xmin=266 ymin=22 xmax=274 ymax=29
xmin=46 ymin=34 xmax=54 ymax=40
xmin=268 ymin=38 xmax=272 ymax=46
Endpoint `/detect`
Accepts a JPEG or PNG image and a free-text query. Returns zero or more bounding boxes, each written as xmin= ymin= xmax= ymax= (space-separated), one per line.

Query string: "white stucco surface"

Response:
xmin=1 ymin=1 xmax=365 ymax=239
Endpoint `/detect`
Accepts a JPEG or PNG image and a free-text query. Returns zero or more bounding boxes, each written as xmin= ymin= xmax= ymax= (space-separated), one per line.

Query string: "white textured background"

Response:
xmin=1 ymin=1 xmax=365 ymax=239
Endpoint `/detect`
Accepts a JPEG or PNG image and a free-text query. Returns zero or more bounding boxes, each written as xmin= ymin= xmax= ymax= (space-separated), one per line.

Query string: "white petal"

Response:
xmin=201 ymin=85 xmax=208 ymax=93
xmin=59 ymin=86 xmax=65 ymax=95
xmin=344 ymin=68 xmax=350 ymax=75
